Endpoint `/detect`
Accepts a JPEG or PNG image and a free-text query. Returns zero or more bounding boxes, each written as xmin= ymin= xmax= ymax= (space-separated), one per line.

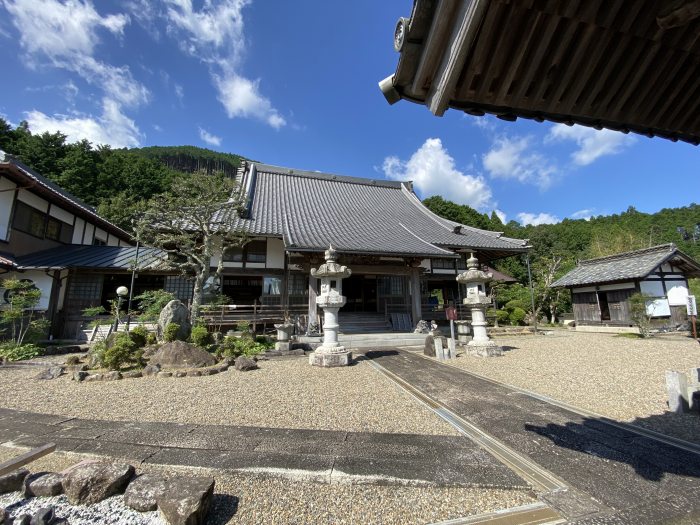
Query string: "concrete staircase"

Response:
xmin=338 ymin=313 xmax=391 ymax=334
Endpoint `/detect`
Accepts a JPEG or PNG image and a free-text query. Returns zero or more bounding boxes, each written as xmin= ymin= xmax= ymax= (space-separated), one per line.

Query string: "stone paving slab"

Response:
xmin=0 ymin=407 xmax=527 ymax=488
xmin=366 ymin=349 xmax=700 ymax=523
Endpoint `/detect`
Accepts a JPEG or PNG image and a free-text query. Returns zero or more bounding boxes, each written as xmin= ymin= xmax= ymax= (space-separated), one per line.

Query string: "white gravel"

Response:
xmin=0 ymin=356 xmax=458 ymax=436
xmin=445 ymin=330 xmax=700 ymax=442
xmin=0 ymin=447 xmax=536 ymax=525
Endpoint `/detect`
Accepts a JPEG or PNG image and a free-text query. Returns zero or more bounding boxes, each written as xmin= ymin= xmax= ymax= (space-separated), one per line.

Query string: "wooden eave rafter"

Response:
xmin=381 ymin=0 xmax=700 ymax=144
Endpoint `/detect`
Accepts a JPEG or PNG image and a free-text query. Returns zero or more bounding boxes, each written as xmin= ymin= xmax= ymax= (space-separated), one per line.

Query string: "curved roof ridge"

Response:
xmin=397 ymin=223 xmax=456 ymax=256
xmin=254 ymin=162 xmax=403 ymax=189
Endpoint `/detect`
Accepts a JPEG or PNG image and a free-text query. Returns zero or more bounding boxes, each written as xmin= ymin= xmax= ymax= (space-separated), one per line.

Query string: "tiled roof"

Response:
xmin=223 ymin=163 xmax=529 ymax=260
xmin=551 ymin=244 xmax=700 ymax=287
xmin=16 ymin=246 xmax=170 ymax=271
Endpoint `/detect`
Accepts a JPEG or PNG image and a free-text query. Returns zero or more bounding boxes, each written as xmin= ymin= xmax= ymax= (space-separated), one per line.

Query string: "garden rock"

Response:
xmin=15 ymin=515 xmax=31 ymax=525
xmin=234 ymin=356 xmax=258 ymax=372
xmin=63 ymin=462 xmax=134 ymax=505
xmin=423 ymin=335 xmax=436 ymax=357
xmin=0 ymin=507 xmax=7 ymax=524
xmin=103 ymin=371 xmax=122 ymax=381
xmin=142 ymin=364 xmax=161 ymax=376
xmin=0 ymin=468 xmax=29 ymax=494
xmin=157 ymin=476 xmax=214 ymax=525
xmin=149 ymin=341 xmax=216 ymax=369
xmin=72 ymin=371 xmax=89 ymax=382
xmin=122 ymin=370 xmax=142 ymax=379
xmin=124 ymin=473 xmax=168 ymax=512
xmin=414 ymin=320 xmax=430 ymax=334
xmin=24 ymin=472 xmax=64 ymax=498
xmin=29 ymin=506 xmax=55 ymax=525
xmin=36 ymin=367 xmax=64 ymax=380
xmin=158 ymin=300 xmax=191 ymax=341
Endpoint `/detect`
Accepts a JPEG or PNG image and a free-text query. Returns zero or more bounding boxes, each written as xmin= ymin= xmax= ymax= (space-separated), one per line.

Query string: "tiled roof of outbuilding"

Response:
xmin=551 ymin=244 xmax=700 ymax=287
xmin=225 ymin=163 xmax=529 ymax=260
xmin=16 ymin=245 xmax=170 ymax=271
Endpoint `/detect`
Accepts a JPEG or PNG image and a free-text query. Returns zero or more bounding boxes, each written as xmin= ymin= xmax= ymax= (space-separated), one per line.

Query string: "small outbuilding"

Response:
xmin=552 ymin=244 xmax=700 ymax=330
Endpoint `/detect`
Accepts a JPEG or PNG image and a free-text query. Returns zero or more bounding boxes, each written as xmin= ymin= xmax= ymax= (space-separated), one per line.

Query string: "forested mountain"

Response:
xmin=130 ymin=146 xmax=243 ymax=178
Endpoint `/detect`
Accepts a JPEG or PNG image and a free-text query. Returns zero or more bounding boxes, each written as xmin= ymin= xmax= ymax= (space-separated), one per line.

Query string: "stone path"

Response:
xmin=365 ymin=349 xmax=700 ymax=524
xmin=0 ymin=407 xmax=525 ymax=490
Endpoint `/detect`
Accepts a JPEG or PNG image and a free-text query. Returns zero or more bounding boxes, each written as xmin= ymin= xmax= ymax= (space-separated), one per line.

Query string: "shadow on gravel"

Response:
xmin=525 ymin=413 xmax=700 ymax=482
xmin=209 ymin=494 xmax=239 ymax=524
xmin=363 ymin=350 xmax=400 ymax=361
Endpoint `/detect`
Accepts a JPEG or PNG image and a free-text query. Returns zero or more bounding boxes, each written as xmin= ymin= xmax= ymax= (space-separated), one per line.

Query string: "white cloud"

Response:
xmin=25 ymin=98 xmax=141 ymax=148
xmin=174 ymin=83 xmax=184 ymax=103
xmin=215 ymin=73 xmax=286 ymax=129
xmin=163 ymin=0 xmax=285 ymax=129
xmin=571 ymin=209 xmax=594 ymax=221
xmin=482 ymin=136 xmax=557 ymax=189
xmin=517 ymin=212 xmax=560 ymax=226
xmin=494 ymin=209 xmax=507 ymax=224
xmin=198 ymin=127 xmax=221 ymax=147
xmin=3 ymin=0 xmax=148 ymax=108
xmin=547 ymin=124 xmax=636 ymax=166
xmin=382 ymin=138 xmax=494 ymax=210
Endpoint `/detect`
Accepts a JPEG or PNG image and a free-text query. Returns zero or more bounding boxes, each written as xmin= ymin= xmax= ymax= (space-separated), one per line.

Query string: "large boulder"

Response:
xmin=148 ymin=341 xmax=216 ymax=369
xmin=157 ymin=476 xmax=215 ymax=525
xmin=124 ymin=473 xmax=168 ymax=512
xmin=23 ymin=472 xmax=64 ymax=497
xmin=234 ymin=356 xmax=258 ymax=372
xmin=62 ymin=462 xmax=134 ymax=505
xmin=158 ymin=300 xmax=191 ymax=341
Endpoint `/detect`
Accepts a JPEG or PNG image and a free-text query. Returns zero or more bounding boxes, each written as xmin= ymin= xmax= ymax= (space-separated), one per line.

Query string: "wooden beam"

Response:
xmin=0 ymin=443 xmax=56 ymax=477
xmin=426 ymin=0 xmax=489 ymax=116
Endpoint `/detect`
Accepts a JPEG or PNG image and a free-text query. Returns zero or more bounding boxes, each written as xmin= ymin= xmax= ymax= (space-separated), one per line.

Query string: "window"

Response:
xmin=378 ymin=276 xmax=406 ymax=297
xmin=431 ymin=258 xmax=456 ymax=270
xmin=93 ymin=238 xmax=107 ymax=246
xmin=13 ymin=201 xmax=45 ymax=238
xmin=222 ymin=240 xmax=267 ymax=264
xmin=263 ymin=276 xmax=282 ymax=296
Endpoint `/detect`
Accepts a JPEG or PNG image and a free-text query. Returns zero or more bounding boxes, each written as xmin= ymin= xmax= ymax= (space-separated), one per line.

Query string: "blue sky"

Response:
xmin=0 ymin=1 xmax=698 ymax=227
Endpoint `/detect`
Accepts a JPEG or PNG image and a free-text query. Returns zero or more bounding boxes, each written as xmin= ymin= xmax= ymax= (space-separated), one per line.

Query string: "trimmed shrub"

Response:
xmin=102 ymin=333 xmax=138 ymax=371
xmin=509 ymin=307 xmax=526 ymax=326
xmin=190 ymin=325 xmax=211 ymax=347
xmin=495 ymin=309 xmax=510 ymax=325
xmin=129 ymin=326 xmax=148 ymax=348
xmin=163 ymin=322 xmax=180 ymax=342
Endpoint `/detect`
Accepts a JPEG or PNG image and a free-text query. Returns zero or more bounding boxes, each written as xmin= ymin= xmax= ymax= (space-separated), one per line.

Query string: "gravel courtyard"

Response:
xmin=0 ymin=357 xmax=458 ymax=436
xmin=446 ymin=330 xmax=700 ymax=443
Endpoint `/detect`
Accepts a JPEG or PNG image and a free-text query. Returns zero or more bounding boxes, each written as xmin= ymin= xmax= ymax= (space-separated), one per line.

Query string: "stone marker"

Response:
xmin=423 ymin=335 xmax=436 ymax=357
xmin=666 ymin=370 xmax=689 ymax=413
xmin=124 ymin=473 xmax=169 ymax=512
xmin=157 ymin=476 xmax=214 ymax=525
xmin=274 ymin=322 xmax=294 ymax=353
xmin=63 ymin=462 xmax=134 ymax=505
xmin=24 ymin=472 xmax=64 ymax=498
xmin=36 ymin=367 xmax=64 ymax=380
xmin=0 ymin=468 xmax=29 ymax=494
xmin=434 ymin=336 xmax=446 ymax=360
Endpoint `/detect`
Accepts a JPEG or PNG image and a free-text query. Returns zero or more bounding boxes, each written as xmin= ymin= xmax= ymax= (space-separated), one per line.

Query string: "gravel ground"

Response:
xmin=0 ymin=356 xmax=458 ymax=436
xmin=444 ymin=331 xmax=700 ymax=443
xmin=0 ymin=446 xmax=535 ymax=525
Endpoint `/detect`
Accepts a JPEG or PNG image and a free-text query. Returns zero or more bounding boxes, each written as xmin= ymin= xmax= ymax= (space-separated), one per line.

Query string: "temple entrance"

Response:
xmin=344 ymin=275 xmax=378 ymax=312
xmin=222 ymin=276 xmax=263 ymax=304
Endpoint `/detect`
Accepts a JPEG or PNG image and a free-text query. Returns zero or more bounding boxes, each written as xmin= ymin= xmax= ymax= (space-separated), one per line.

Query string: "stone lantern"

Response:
xmin=456 ymin=253 xmax=502 ymax=356
xmin=309 ymin=245 xmax=352 ymax=367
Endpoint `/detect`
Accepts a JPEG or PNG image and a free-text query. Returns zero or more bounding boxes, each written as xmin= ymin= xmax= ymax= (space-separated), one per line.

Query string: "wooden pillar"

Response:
xmin=410 ymin=267 xmax=422 ymax=326
xmin=308 ymin=276 xmax=318 ymax=327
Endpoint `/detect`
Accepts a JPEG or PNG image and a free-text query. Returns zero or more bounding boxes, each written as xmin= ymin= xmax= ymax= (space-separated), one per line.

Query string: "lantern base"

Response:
xmin=309 ymin=348 xmax=352 ymax=367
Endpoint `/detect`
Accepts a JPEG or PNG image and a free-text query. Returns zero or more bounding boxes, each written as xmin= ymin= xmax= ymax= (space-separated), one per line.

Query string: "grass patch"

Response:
xmin=613 ymin=332 xmax=645 ymax=339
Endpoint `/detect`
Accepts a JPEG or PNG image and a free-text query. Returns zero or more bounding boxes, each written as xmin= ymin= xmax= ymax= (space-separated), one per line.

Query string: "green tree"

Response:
xmin=134 ymin=173 xmax=247 ymax=319
xmin=0 ymin=279 xmax=48 ymax=346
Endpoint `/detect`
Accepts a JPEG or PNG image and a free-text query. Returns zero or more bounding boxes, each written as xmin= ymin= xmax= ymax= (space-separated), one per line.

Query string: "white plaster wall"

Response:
xmin=247 ymin=262 xmax=266 ymax=269
xmin=94 ymin=227 xmax=107 ymax=242
xmin=0 ymin=177 xmax=16 ymax=240
xmin=667 ymin=282 xmax=689 ymax=306
xmin=107 ymin=234 xmax=119 ymax=246
xmin=17 ymin=189 xmax=48 ymax=212
xmin=72 ymin=217 xmax=85 ymax=244
xmin=1 ymin=270 xmax=54 ymax=310
xmin=419 ymin=259 xmax=431 ymax=271
xmin=48 ymin=205 xmax=74 ymax=225
xmin=266 ymin=238 xmax=285 ymax=269
xmin=83 ymin=223 xmax=95 ymax=244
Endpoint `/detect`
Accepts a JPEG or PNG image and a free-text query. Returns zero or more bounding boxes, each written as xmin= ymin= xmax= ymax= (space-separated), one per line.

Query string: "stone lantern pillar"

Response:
xmin=309 ymin=245 xmax=352 ymax=367
xmin=456 ymin=254 xmax=502 ymax=357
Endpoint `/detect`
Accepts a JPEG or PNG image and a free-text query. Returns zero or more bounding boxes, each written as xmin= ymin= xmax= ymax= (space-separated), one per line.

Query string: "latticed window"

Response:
xmin=164 ymin=276 xmax=193 ymax=302
xmin=378 ymin=276 xmax=406 ymax=297
xmin=431 ymin=258 xmax=456 ymax=270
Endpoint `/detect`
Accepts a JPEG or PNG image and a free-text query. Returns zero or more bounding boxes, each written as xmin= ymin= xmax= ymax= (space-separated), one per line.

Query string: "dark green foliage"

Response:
xmin=629 ymin=293 xmax=652 ymax=338
xmin=0 ymin=342 xmax=42 ymax=362
xmin=130 ymin=145 xmax=243 ymax=178
xmin=216 ymin=335 xmax=269 ymax=359
xmin=163 ymin=322 xmax=180 ymax=342
xmin=133 ymin=290 xmax=177 ymax=321
xmin=102 ymin=332 xmax=139 ymax=371
xmin=129 ymin=326 xmax=148 ymax=348
xmin=190 ymin=325 xmax=211 ymax=347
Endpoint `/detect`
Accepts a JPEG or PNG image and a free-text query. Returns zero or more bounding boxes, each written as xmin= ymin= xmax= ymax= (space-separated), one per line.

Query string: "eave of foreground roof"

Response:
xmin=381 ymin=0 xmax=700 ymax=145
xmin=15 ymin=245 xmax=170 ymax=272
